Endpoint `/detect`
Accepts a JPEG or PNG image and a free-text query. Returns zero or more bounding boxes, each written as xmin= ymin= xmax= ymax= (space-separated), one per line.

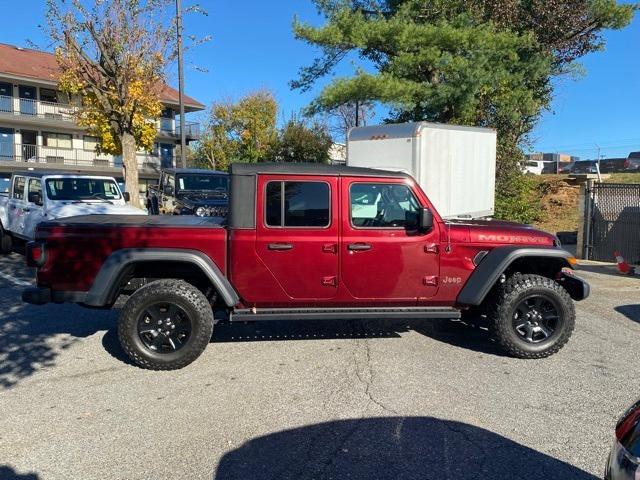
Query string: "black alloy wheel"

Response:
xmin=512 ymin=295 xmax=561 ymax=344
xmin=137 ymin=303 xmax=192 ymax=353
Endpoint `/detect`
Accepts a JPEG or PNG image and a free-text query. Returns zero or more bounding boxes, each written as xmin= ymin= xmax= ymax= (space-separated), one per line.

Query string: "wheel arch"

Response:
xmin=84 ymin=248 xmax=239 ymax=308
xmin=457 ymin=246 xmax=574 ymax=306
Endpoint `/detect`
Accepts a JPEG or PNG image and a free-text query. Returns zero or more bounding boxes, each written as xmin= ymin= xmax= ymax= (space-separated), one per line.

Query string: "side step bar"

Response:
xmin=231 ymin=307 xmax=461 ymax=322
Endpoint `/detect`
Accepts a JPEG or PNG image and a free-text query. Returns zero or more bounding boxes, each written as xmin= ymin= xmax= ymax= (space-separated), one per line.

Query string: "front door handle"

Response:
xmin=348 ymin=243 xmax=372 ymax=251
xmin=268 ymin=243 xmax=294 ymax=251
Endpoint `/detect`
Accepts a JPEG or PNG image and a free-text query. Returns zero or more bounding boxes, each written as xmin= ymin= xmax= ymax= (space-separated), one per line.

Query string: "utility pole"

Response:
xmin=355 ymin=100 xmax=360 ymax=127
xmin=176 ymin=0 xmax=187 ymax=169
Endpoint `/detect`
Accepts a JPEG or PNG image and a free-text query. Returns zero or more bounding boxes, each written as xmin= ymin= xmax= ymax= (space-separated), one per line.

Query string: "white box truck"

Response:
xmin=347 ymin=122 xmax=497 ymax=219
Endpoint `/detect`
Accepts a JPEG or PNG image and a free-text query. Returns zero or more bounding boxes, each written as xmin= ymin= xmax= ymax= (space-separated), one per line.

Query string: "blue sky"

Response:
xmin=3 ymin=1 xmax=639 ymax=159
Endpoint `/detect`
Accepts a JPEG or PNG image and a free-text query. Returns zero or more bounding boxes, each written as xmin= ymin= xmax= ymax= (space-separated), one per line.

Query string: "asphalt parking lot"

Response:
xmin=0 ymin=252 xmax=639 ymax=480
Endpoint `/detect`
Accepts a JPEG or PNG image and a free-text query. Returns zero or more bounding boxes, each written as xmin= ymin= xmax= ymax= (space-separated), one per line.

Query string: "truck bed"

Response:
xmin=34 ymin=215 xmax=228 ymax=293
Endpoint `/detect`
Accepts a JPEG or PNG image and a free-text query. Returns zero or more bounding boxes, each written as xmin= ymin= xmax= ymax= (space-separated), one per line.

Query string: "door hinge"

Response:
xmin=322 ymin=276 xmax=337 ymax=287
xmin=424 ymin=244 xmax=439 ymax=254
xmin=423 ymin=275 xmax=438 ymax=287
xmin=322 ymin=243 xmax=338 ymax=254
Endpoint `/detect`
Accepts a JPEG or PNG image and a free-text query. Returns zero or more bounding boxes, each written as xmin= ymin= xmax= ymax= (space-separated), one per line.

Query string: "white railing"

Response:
xmin=0 ymin=95 xmax=77 ymax=122
xmin=0 ymin=143 xmax=163 ymax=169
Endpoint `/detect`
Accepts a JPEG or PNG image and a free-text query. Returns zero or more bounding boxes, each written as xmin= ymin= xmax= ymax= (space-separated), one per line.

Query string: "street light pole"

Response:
xmin=176 ymin=0 xmax=186 ymax=169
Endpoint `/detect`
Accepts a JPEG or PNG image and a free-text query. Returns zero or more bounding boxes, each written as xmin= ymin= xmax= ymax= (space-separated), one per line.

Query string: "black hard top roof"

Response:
xmin=230 ymin=162 xmax=410 ymax=179
xmin=162 ymin=168 xmax=229 ymax=176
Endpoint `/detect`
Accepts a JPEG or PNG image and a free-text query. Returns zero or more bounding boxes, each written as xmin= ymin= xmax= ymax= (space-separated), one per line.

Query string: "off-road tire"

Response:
xmin=118 ymin=279 xmax=214 ymax=370
xmin=488 ymin=274 xmax=575 ymax=359
xmin=0 ymin=225 xmax=12 ymax=254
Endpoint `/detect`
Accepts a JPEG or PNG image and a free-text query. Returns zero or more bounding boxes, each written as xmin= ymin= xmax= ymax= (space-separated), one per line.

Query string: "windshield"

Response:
xmin=45 ymin=178 xmax=122 ymax=201
xmin=177 ymin=174 xmax=228 ymax=193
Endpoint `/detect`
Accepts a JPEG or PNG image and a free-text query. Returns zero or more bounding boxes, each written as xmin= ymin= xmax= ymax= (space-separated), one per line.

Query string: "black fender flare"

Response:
xmin=456 ymin=246 xmax=575 ymax=306
xmin=83 ymin=248 xmax=239 ymax=308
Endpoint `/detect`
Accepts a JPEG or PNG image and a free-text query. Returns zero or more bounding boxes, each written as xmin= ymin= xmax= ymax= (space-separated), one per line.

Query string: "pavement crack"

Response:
xmin=352 ymin=337 xmax=399 ymax=415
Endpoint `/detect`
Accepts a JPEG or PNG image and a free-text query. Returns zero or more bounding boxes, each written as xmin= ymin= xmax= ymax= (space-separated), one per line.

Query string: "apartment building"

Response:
xmin=0 ymin=43 xmax=205 ymax=195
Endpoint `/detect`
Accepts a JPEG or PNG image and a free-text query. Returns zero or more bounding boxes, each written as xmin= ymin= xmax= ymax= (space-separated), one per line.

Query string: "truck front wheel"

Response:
xmin=118 ymin=279 xmax=214 ymax=370
xmin=488 ymin=274 xmax=575 ymax=359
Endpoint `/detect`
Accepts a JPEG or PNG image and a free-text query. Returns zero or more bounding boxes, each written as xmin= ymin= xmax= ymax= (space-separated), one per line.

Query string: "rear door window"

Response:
xmin=265 ymin=181 xmax=330 ymax=228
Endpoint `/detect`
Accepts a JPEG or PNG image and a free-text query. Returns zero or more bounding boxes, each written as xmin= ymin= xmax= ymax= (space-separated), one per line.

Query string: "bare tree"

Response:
xmin=328 ymin=102 xmax=375 ymax=141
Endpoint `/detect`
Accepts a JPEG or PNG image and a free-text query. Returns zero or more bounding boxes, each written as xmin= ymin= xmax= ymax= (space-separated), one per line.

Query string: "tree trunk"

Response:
xmin=121 ymin=132 xmax=141 ymax=208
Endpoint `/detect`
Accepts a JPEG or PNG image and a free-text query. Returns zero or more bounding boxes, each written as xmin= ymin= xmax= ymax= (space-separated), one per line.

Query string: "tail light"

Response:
xmin=26 ymin=241 xmax=46 ymax=268
xmin=616 ymin=398 xmax=640 ymax=457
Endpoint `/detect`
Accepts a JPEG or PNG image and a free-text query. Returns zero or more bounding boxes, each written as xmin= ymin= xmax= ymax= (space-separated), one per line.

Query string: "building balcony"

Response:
xmin=0 ymin=95 xmax=201 ymax=140
xmin=0 ymin=143 xmax=167 ymax=171
xmin=159 ymin=119 xmax=201 ymax=140
xmin=0 ymin=95 xmax=77 ymax=123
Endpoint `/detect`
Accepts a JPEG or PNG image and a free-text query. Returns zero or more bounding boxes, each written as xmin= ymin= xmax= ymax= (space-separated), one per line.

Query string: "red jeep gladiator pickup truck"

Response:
xmin=22 ymin=163 xmax=589 ymax=370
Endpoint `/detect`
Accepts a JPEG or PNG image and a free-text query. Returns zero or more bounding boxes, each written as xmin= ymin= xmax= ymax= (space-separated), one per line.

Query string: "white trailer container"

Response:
xmin=347 ymin=122 xmax=497 ymax=219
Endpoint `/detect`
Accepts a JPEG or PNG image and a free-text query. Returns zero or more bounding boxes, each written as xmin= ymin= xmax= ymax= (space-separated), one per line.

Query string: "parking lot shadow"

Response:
xmin=214 ymin=416 xmax=597 ymax=480
xmin=0 ymin=466 xmax=40 ymax=479
xmin=211 ymin=317 xmax=504 ymax=356
xmin=0 ymin=293 xmax=117 ymax=389
xmin=615 ymin=304 xmax=640 ymax=323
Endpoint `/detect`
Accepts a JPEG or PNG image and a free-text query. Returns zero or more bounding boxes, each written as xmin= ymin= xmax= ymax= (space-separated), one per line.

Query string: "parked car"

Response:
xmin=0 ymin=172 xmax=145 ymax=253
xmin=523 ymin=160 xmax=555 ymax=175
xmin=625 ymin=157 xmax=640 ymax=171
xmin=147 ymin=168 xmax=229 ymax=218
xmin=23 ymin=163 xmax=589 ymax=370
xmin=605 ymin=398 xmax=640 ymax=479
xmin=571 ymin=160 xmax=599 ymax=174
xmin=600 ymin=158 xmax=629 ymax=173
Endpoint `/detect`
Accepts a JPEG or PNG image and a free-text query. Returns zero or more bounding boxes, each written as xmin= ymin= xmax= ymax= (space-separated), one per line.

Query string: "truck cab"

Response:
xmin=23 ymin=163 xmax=589 ymax=370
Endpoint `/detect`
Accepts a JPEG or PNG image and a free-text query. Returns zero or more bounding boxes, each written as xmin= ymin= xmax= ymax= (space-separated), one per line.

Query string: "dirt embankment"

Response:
xmin=534 ymin=179 xmax=580 ymax=235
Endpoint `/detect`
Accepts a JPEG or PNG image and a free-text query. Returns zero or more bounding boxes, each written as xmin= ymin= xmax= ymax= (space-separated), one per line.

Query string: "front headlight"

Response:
xmin=195 ymin=207 xmax=207 ymax=217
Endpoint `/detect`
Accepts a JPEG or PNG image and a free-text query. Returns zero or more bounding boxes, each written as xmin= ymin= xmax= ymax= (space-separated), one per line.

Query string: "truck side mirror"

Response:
xmin=163 ymin=185 xmax=174 ymax=196
xmin=28 ymin=191 xmax=43 ymax=206
xmin=123 ymin=192 xmax=131 ymax=203
xmin=419 ymin=208 xmax=434 ymax=231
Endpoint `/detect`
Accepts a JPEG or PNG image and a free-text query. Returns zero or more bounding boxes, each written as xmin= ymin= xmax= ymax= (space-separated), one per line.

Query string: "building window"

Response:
xmin=43 ymin=132 xmax=72 ymax=149
xmin=40 ymin=88 xmax=58 ymax=103
xmin=83 ymin=136 xmax=99 ymax=151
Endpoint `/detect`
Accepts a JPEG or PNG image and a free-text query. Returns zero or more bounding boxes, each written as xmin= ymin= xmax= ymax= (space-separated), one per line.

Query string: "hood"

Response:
xmin=445 ymin=218 xmax=557 ymax=246
xmin=47 ymin=201 xmax=147 ymax=219
xmin=177 ymin=193 xmax=228 ymax=208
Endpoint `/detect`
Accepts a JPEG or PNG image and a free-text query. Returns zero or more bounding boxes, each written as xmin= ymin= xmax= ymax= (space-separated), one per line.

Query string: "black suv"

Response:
xmin=146 ymin=168 xmax=229 ymax=218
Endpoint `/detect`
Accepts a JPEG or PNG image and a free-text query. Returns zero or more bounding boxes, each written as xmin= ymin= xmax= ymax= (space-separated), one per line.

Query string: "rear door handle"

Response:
xmin=268 ymin=243 xmax=294 ymax=251
xmin=348 ymin=243 xmax=372 ymax=251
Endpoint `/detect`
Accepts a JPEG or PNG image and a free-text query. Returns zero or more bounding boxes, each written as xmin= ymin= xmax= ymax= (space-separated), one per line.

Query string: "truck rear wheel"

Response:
xmin=0 ymin=226 xmax=12 ymax=254
xmin=118 ymin=279 xmax=214 ymax=370
xmin=488 ymin=274 xmax=575 ymax=359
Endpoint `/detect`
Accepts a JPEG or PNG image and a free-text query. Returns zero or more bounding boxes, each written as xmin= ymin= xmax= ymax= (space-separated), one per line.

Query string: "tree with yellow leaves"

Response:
xmin=45 ymin=0 xmax=176 ymax=207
